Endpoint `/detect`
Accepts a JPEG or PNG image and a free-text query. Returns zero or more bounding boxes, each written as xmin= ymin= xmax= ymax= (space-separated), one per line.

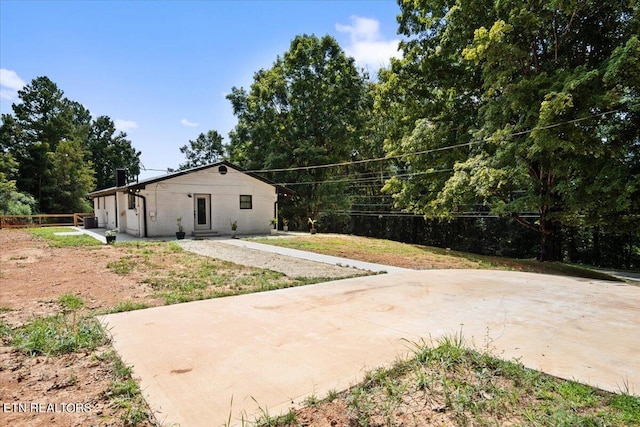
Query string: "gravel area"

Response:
xmin=178 ymin=239 xmax=369 ymax=279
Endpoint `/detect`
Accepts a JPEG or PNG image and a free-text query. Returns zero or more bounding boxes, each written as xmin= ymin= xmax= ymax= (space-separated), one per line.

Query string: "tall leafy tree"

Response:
xmin=42 ymin=138 xmax=95 ymax=213
xmin=177 ymin=130 xmax=224 ymax=170
xmin=1 ymin=77 xmax=69 ymax=208
xmin=0 ymin=152 xmax=35 ymax=215
xmin=227 ymin=34 xmax=370 ymax=223
xmin=1 ymin=76 xmax=141 ymax=211
xmin=86 ymin=116 xmax=141 ymax=189
xmin=379 ymin=0 xmax=639 ymax=260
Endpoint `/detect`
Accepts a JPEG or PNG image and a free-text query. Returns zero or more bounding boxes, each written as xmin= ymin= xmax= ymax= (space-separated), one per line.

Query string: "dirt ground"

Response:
xmin=0 ymin=230 xmax=364 ymax=427
xmin=0 ymin=230 xmax=158 ymax=426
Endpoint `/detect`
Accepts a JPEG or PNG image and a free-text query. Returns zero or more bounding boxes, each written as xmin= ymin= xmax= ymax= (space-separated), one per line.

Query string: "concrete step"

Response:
xmin=191 ymin=230 xmax=219 ymax=238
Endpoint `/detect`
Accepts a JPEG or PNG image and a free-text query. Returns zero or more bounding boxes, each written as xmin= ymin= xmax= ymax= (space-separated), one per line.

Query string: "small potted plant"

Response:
xmin=105 ymin=229 xmax=117 ymax=244
xmin=282 ymin=218 xmax=289 ymax=232
xmin=270 ymin=218 xmax=278 ymax=235
xmin=308 ymin=217 xmax=318 ymax=234
xmin=176 ymin=217 xmax=186 ymax=240
xmin=230 ymin=220 xmax=238 ymax=238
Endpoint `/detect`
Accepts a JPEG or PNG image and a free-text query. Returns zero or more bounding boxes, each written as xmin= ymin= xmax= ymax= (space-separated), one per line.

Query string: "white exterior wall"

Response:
xmin=93 ymin=196 xmax=117 ymax=229
xmin=137 ymin=167 xmax=276 ymax=237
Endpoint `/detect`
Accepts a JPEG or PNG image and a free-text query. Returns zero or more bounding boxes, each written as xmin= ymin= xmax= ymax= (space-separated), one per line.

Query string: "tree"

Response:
xmin=1 ymin=76 xmax=142 ymax=211
xmin=86 ymin=116 xmax=141 ymax=189
xmin=0 ymin=152 xmax=35 ymax=215
xmin=177 ymin=130 xmax=224 ymax=170
xmin=379 ymin=0 xmax=639 ymax=260
xmin=42 ymin=138 xmax=95 ymax=213
xmin=227 ymin=34 xmax=370 ymax=223
xmin=0 ymin=76 xmax=94 ymax=211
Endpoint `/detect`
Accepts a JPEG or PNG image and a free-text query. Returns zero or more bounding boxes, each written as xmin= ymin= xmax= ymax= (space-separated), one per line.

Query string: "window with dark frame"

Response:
xmin=128 ymin=193 xmax=136 ymax=210
xmin=239 ymin=195 xmax=252 ymax=209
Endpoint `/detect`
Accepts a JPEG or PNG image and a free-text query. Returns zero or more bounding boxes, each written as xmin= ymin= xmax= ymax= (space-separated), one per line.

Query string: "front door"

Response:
xmin=194 ymin=194 xmax=211 ymax=230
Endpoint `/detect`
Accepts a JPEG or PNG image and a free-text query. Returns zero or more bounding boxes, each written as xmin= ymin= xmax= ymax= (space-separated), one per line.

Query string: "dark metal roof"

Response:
xmin=87 ymin=161 xmax=295 ymax=197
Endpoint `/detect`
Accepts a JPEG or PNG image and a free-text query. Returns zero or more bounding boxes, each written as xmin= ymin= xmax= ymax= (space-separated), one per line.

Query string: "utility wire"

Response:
xmin=244 ymin=105 xmax=634 ymax=175
xmin=140 ymin=104 xmax=636 ymax=177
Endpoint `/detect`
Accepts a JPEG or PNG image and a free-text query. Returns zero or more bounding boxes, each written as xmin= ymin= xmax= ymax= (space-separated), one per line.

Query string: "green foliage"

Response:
xmin=43 ymin=138 xmax=95 ymax=213
xmin=104 ymin=300 xmax=151 ymax=314
xmin=107 ymin=256 xmax=137 ymax=275
xmin=177 ymin=129 xmax=224 ymax=170
xmin=58 ymin=294 xmax=85 ymax=312
xmin=0 ymin=152 xmax=36 ymax=214
xmin=379 ymin=0 xmax=640 ymax=261
xmin=101 ymin=350 xmax=151 ymax=426
xmin=8 ymin=314 xmax=108 ymax=356
xmin=227 ymin=34 xmax=370 ymax=221
xmin=0 ymin=75 xmax=141 ymax=211
xmin=86 ymin=115 xmax=141 ymax=190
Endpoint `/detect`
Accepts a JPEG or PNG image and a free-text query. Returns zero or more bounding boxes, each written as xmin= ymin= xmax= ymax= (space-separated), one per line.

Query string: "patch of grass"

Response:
xmin=107 ymin=256 xmax=137 ymax=275
xmin=8 ymin=314 xmax=109 ymax=356
xmin=28 ymin=227 xmax=102 ymax=247
xmin=251 ymin=234 xmax=621 ymax=281
xmin=104 ymin=300 xmax=151 ymax=314
xmin=270 ymin=336 xmax=640 ymax=426
xmin=0 ymin=319 xmax=12 ymax=340
xmin=107 ymin=241 xmax=340 ymax=305
xmin=0 ymin=306 xmax=12 ymax=313
xmin=100 ymin=350 xmax=152 ymax=426
xmin=252 ymin=397 xmax=298 ymax=427
xmin=58 ymin=293 xmax=85 ymax=311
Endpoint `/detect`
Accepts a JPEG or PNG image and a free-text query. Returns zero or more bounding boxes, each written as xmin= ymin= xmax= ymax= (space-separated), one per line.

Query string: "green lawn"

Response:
xmin=251 ymin=234 xmax=621 ymax=281
xmin=28 ymin=226 xmax=102 ymax=247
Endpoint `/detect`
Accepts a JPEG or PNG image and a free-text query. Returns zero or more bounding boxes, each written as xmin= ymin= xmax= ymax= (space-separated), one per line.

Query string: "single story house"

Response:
xmin=87 ymin=161 xmax=292 ymax=238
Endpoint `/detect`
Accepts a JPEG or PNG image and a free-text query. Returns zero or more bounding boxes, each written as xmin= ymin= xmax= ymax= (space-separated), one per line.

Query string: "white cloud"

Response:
xmin=336 ymin=16 xmax=402 ymax=72
xmin=0 ymin=68 xmax=26 ymax=100
xmin=181 ymin=118 xmax=199 ymax=127
xmin=114 ymin=119 xmax=139 ymax=132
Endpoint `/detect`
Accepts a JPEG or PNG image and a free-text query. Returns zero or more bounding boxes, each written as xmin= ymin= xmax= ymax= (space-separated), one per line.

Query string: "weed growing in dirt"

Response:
xmin=58 ymin=293 xmax=85 ymax=311
xmin=107 ymin=256 xmax=137 ymax=275
xmin=8 ymin=315 xmax=109 ymax=356
xmin=104 ymin=300 xmax=152 ymax=314
xmin=0 ymin=319 xmax=11 ymax=339
xmin=99 ymin=350 xmax=153 ymax=426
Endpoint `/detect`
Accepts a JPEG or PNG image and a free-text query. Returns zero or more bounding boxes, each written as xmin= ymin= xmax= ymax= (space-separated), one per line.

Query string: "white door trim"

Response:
xmin=194 ymin=194 xmax=211 ymax=230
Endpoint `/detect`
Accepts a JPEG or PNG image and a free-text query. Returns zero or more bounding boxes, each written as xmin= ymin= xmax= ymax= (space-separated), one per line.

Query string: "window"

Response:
xmin=128 ymin=193 xmax=136 ymax=210
xmin=239 ymin=195 xmax=252 ymax=209
xmin=97 ymin=197 xmax=100 ymax=209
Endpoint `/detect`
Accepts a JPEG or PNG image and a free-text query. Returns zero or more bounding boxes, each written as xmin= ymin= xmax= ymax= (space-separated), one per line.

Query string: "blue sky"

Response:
xmin=1 ymin=0 xmax=403 ymax=179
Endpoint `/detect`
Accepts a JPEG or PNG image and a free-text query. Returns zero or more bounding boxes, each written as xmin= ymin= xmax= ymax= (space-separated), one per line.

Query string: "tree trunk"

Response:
xmin=538 ymin=219 xmax=562 ymax=262
xmin=566 ymin=226 xmax=578 ymax=263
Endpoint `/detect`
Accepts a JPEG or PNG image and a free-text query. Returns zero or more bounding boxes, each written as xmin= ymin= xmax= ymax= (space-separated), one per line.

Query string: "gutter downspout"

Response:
xmin=114 ymin=194 xmax=118 ymax=228
xmin=130 ymin=191 xmax=147 ymax=238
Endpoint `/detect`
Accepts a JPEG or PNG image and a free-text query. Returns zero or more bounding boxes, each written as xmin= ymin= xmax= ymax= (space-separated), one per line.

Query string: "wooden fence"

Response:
xmin=0 ymin=213 xmax=95 ymax=229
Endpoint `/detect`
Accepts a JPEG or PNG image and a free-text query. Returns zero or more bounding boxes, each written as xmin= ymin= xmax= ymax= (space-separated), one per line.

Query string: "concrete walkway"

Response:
xmin=99 ymin=270 xmax=640 ymax=427
xmin=221 ymin=238 xmax=413 ymax=274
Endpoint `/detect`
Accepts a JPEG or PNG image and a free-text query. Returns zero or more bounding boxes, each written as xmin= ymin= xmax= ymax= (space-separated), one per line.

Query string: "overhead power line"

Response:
xmin=245 ymin=105 xmax=633 ymax=175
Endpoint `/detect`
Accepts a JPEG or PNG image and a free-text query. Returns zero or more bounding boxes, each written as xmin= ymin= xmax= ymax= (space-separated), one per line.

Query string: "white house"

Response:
xmin=87 ymin=161 xmax=292 ymax=238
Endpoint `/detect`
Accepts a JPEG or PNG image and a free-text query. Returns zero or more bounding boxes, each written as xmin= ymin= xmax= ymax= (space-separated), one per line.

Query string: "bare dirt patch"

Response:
xmin=1 ymin=230 xmax=158 ymax=426
xmin=0 ymin=229 xmax=367 ymax=427
xmin=1 ymin=238 xmax=157 ymax=326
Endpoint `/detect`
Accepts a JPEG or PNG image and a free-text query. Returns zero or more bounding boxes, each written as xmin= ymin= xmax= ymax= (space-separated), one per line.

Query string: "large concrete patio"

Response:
xmin=99 ymin=269 xmax=639 ymax=426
